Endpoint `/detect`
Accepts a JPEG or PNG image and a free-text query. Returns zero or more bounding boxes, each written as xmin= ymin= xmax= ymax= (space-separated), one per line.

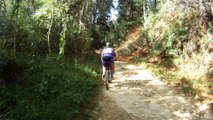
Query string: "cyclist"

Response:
xmin=101 ymin=42 xmax=116 ymax=79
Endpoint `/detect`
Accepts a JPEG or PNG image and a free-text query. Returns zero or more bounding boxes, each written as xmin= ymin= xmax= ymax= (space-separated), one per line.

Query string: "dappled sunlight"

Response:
xmin=103 ymin=60 xmax=213 ymax=119
xmin=124 ymin=64 xmax=143 ymax=69
xmin=114 ymin=61 xmax=165 ymax=85
xmin=173 ymin=111 xmax=191 ymax=119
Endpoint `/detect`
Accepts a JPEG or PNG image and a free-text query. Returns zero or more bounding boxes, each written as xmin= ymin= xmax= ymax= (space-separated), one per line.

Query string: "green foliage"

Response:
xmin=107 ymin=21 xmax=130 ymax=45
xmin=209 ymin=26 xmax=213 ymax=34
xmin=142 ymin=0 xmax=198 ymax=57
xmin=0 ymin=0 xmax=116 ymax=55
xmin=0 ymin=0 xmax=107 ymax=118
xmin=0 ymin=54 xmax=100 ymax=119
xmin=163 ymin=21 xmax=189 ymax=57
xmin=117 ymin=0 xmax=144 ymax=22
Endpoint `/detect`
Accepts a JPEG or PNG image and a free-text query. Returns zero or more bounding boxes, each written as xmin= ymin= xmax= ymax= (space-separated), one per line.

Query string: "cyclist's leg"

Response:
xmin=110 ymin=63 xmax=115 ymax=79
xmin=102 ymin=64 xmax=106 ymax=78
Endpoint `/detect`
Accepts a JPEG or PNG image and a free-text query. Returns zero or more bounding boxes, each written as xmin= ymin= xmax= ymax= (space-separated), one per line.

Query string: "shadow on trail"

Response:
xmin=103 ymin=61 xmax=213 ymax=120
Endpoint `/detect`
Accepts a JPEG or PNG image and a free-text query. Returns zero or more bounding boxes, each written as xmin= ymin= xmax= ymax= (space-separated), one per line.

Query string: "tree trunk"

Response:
xmin=13 ymin=37 xmax=16 ymax=53
xmin=3 ymin=0 xmax=7 ymax=15
xmin=32 ymin=0 xmax=35 ymax=14
xmin=78 ymin=0 xmax=85 ymax=31
xmin=47 ymin=1 xmax=55 ymax=53
xmin=12 ymin=0 xmax=21 ymax=53
xmin=92 ymin=3 xmax=98 ymax=24
xmin=0 ymin=0 xmax=6 ymax=16
xmin=59 ymin=17 xmax=67 ymax=56
xmin=199 ymin=0 xmax=213 ymax=30
xmin=130 ymin=0 xmax=134 ymax=20
xmin=150 ymin=0 xmax=157 ymax=7
xmin=143 ymin=3 xmax=147 ymax=21
xmin=0 ymin=0 xmax=2 ymax=17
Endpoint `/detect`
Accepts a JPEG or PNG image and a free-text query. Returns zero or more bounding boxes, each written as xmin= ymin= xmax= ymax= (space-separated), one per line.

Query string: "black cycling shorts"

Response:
xmin=102 ymin=56 xmax=113 ymax=61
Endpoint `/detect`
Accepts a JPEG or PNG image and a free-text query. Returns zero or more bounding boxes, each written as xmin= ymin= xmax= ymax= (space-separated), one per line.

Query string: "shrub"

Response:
xmin=0 ymin=54 xmax=100 ymax=119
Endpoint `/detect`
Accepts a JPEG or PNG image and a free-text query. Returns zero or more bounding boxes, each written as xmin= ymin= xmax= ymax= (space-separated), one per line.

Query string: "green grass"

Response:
xmin=0 ymin=54 xmax=100 ymax=120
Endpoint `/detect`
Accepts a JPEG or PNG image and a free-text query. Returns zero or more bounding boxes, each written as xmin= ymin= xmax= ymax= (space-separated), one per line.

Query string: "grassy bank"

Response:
xmin=0 ymin=53 xmax=100 ymax=119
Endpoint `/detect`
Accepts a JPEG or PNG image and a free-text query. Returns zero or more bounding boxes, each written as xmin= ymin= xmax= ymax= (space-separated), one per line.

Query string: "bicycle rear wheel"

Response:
xmin=105 ymin=69 xmax=109 ymax=90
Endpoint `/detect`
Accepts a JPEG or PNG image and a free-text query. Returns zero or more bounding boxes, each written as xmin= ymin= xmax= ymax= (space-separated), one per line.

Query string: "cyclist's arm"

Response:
xmin=112 ymin=49 xmax=116 ymax=57
xmin=112 ymin=50 xmax=116 ymax=61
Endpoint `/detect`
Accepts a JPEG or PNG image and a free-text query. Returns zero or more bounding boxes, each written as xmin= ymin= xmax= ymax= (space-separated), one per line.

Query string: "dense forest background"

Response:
xmin=0 ymin=0 xmax=213 ymax=119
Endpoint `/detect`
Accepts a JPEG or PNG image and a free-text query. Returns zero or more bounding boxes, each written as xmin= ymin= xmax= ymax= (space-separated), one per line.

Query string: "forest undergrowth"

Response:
xmin=0 ymin=53 xmax=100 ymax=119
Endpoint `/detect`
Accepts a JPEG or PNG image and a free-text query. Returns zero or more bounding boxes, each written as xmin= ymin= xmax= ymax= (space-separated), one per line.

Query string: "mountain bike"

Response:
xmin=104 ymin=64 xmax=112 ymax=90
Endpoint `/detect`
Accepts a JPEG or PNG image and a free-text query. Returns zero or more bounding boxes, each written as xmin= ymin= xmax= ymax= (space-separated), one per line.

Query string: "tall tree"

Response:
xmin=47 ymin=0 xmax=56 ymax=53
xmin=199 ymin=0 xmax=213 ymax=30
xmin=31 ymin=0 xmax=35 ymax=14
xmin=0 ymin=0 xmax=2 ymax=17
xmin=89 ymin=0 xmax=114 ymax=47
xmin=11 ymin=0 xmax=21 ymax=53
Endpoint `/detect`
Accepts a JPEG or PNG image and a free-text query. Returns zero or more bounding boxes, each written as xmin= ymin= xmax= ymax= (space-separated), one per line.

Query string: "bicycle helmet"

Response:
xmin=106 ymin=42 xmax=110 ymax=47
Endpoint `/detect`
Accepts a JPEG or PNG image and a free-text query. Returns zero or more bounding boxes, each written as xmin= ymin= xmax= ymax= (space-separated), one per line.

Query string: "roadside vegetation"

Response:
xmin=0 ymin=53 xmax=100 ymax=119
xmin=0 ymin=0 xmax=104 ymax=119
xmin=117 ymin=0 xmax=213 ymax=103
xmin=1 ymin=0 xmax=213 ymax=119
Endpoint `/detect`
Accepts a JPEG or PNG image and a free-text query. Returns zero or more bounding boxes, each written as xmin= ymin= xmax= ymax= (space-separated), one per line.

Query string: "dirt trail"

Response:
xmin=92 ymin=60 xmax=213 ymax=120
